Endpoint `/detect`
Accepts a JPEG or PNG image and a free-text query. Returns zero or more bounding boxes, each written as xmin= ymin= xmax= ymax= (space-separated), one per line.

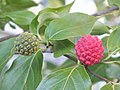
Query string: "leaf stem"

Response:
xmin=64 ymin=54 xmax=78 ymax=63
xmin=85 ymin=66 xmax=110 ymax=83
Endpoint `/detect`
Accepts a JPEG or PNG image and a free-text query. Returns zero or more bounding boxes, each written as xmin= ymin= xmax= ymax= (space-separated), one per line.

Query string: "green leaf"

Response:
xmin=6 ymin=0 xmax=36 ymax=7
xmin=101 ymin=83 xmax=120 ymax=90
xmin=88 ymin=63 xmax=108 ymax=83
xmin=36 ymin=12 xmax=59 ymax=35
xmin=46 ymin=62 xmax=57 ymax=70
xmin=0 ymin=38 xmax=15 ymax=73
xmin=6 ymin=10 xmax=35 ymax=25
xmin=0 ymin=50 xmax=43 ymax=90
xmin=30 ymin=15 xmax=39 ymax=34
xmin=45 ymin=0 xmax=63 ymax=8
xmin=38 ymin=1 xmax=74 ymax=16
xmin=30 ymin=1 xmax=74 ymax=35
xmin=1 ymin=10 xmax=35 ymax=30
xmin=94 ymin=0 xmax=106 ymax=11
xmin=102 ymin=36 xmax=109 ymax=53
xmin=102 ymin=36 xmax=109 ymax=60
xmin=108 ymin=0 xmax=120 ymax=7
xmin=106 ymin=27 xmax=120 ymax=60
xmin=45 ymin=13 xmax=97 ymax=40
xmin=114 ymin=84 xmax=120 ymax=90
xmin=53 ymin=39 xmax=75 ymax=57
xmin=24 ymin=50 xmax=43 ymax=90
xmin=38 ymin=12 xmax=60 ymax=25
xmin=55 ymin=59 xmax=76 ymax=70
xmin=2 ymin=0 xmax=37 ymax=12
xmin=37 ymin=65 xmax=92 ymax=90
xmin=0 ymin=17 xmax=10 ymax=30
xmin=101 ymin=84 xmax=113 ymax=90
xmin=91 ymin=21 xmax=110 ymax=35
xmin=106 ymin=62 xmax=120 ymax=80
xmin=89 ymin=61 xmax=120 ymax=82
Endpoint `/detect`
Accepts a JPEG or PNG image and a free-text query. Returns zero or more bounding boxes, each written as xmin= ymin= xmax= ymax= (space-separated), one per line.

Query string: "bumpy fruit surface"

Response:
xmin=75 ymin=35 xmax=104 ymax=66
xmin=14 ymin=32 xmax=40 ymax=56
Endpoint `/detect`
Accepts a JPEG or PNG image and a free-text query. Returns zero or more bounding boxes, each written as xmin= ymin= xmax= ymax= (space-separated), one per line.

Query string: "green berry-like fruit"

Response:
xmin=14 ymin=32 xmax=40 ymax=56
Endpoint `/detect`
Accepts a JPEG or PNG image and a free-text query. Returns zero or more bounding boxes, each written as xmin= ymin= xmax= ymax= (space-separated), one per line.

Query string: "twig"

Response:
xmin=0 ymin=34 xmax=19 ymax=42
xmin=85 ymin=66 xmax=110 ymax=83
xmin=64 ymin=54 xmax=78 ymax=63
xmin=92 ymin=6 xmax=119 ymax=16
xmin=63 ymin=54 xmax=111 ymax=83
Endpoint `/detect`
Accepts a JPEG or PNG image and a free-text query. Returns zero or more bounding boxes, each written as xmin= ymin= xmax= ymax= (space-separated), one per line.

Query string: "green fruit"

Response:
xmin=14 ymin=32 xmax=40 ymax=56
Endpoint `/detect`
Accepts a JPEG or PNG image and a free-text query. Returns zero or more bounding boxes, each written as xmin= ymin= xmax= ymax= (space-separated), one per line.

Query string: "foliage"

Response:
xmin=0 ymin=0 xmax=120 ymax=90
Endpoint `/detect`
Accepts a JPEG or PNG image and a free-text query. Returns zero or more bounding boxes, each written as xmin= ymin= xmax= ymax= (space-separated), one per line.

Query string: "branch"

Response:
xmin=63 ymin=54 xmax=111 ymax=83
xmin=0 ymin=34 xmax=19 ymax=42
xmin=64 ymin=54 xmax=78 ymax=63
xmin=85 ymin=66 xmax=110 ymax=83
xmin=92 ymin=6 xmax=119 ymax=16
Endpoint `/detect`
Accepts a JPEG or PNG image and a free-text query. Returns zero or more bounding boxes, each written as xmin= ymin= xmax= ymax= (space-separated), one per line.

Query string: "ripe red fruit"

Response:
xmin=75 ymin=35 xmax=104 ymax=66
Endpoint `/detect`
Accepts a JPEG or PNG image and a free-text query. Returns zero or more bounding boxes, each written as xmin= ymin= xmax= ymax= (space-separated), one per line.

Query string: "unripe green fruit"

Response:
xmin=14 ymin=32 xmax=40 ymax=56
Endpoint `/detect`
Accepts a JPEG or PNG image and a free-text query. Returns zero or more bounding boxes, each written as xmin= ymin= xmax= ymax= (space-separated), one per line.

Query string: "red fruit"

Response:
xmin=75 ymin=35 xmax=104 ymax=66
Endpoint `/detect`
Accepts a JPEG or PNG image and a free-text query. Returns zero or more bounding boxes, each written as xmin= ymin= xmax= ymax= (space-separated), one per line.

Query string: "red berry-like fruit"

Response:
xmin=75 ymin=35 xmax=104 ymax=66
